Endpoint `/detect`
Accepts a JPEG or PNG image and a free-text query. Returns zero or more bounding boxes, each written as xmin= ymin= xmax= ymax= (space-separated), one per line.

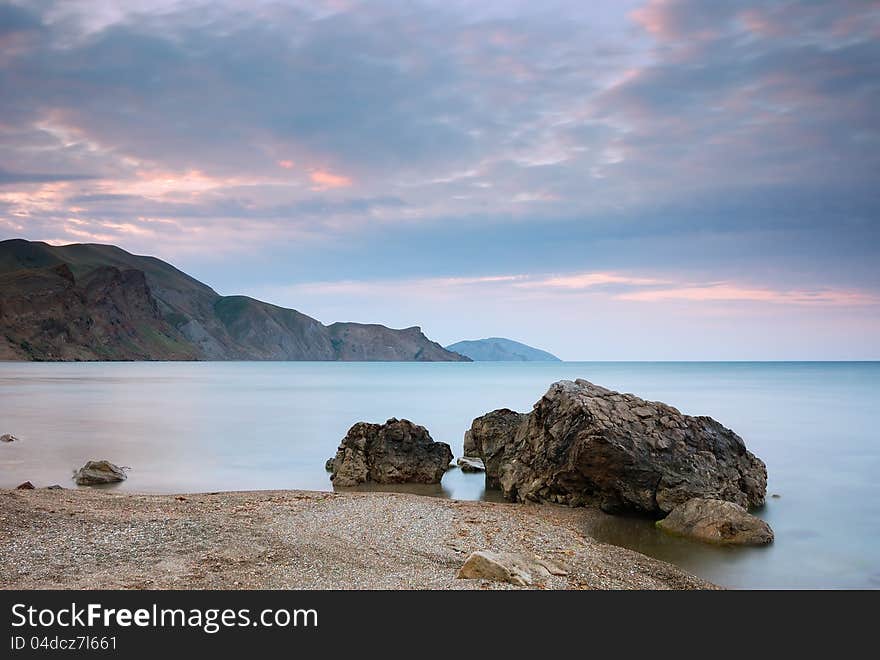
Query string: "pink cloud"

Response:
xmin=630 ymin=1 xmax=676 ymax=39
xmin=738 ymin=10 xmax=781 ymax=38
xmin=284 ymin=274 xmax=526 ymax=297
xmin=278 ymin=160 xmax=295 ymax=169
xmin=309 ymin=169 xmax=353 ymax=190
xmin=276 ymin=270 xmax=880 ymax=310
xmin=112 ymin=168 xmax=268 ymax=199
xmin=617 ymin=283 xmax=879 ymax=306
xmin=518 ymin=272 xmax=667 ymax=290
xmin=629 ymin=0 xmax=730 ymax=45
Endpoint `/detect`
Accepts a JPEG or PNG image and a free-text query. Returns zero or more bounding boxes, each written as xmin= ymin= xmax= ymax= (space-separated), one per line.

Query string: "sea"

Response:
xmin=1 ymin=361 xmax=877 ymax=589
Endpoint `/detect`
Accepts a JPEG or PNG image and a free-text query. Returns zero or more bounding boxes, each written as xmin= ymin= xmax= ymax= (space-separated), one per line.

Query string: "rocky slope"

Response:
xmin=0 ymin=262 xmax=197 ymax=360
xmin=0 ymin=239 xmax=469 ymax=362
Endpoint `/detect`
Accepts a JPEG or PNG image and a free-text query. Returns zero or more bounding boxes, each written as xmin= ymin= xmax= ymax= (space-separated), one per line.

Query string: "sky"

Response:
xmin=1 ymin=0 xmax=878 ymax=359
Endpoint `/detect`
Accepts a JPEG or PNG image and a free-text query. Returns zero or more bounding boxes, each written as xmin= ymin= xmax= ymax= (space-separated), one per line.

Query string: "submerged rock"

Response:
xmin=468 ymin=379 xmax=767 ymax=514
xmin=1 ymin=434 xmax=18 ymax=443
xmin=328 ymin=418 xmax=453 ymax=487
xmin=456 ymin=456 xmax=485 ymax=472
xmin=16 ymin=481 xmax=35 ymax=490
xmin=657 ymin=498 xmax=774 ymax=545
xmin=73 ymin=460 xmax=127 ymax=486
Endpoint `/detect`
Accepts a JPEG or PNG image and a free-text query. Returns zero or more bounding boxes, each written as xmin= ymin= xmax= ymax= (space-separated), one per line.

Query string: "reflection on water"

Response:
xmin=1 ymin=360 xmax=878 ymax=589
xmin=334 ymin=472 xmax=509 ymax=503
xmin=579 ymin=509 xmax=779 ymax=589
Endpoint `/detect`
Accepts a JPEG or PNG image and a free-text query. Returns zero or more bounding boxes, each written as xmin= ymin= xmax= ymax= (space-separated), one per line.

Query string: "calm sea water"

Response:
xmin=1 ymin=361 xmax=877 ymax=589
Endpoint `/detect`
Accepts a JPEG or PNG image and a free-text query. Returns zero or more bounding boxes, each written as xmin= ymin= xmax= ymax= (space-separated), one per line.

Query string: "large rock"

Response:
xmin=328 ymin=418 xmax=453 ymax=487
xmin=73 ymin=460 xmax=127 ymax=486
xmin=463 ymin=409 xmax=528 ymax=489
xmin=1 ymin=433 xmax=17 ymax=443
xmin=469 ymin=379 xmax=767 ymax=514
xmin=657 ymin=498 xmax=774 ymax=545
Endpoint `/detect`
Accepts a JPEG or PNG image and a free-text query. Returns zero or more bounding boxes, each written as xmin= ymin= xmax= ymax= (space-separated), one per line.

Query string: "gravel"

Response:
xmin=0 ymin=488 xmax=714 ymax=590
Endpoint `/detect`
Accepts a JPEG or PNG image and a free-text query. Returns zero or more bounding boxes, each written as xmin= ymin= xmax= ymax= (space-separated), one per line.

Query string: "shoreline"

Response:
xmin=0 ymin=487 xmax=714 ymax=590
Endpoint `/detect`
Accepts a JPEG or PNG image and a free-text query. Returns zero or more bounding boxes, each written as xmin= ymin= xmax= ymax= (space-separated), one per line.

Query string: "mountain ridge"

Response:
xmin=0 ymin=239 xmax=469 ymax=362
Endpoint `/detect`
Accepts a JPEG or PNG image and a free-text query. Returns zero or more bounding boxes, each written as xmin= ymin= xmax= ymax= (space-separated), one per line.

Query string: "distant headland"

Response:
xmin=446 ymin=337 xmax=561 ymax=362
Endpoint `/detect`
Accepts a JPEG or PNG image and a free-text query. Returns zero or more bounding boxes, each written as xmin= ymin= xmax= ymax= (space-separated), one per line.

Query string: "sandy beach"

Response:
xmin=0 ymin=488 xmax=713 ymax=590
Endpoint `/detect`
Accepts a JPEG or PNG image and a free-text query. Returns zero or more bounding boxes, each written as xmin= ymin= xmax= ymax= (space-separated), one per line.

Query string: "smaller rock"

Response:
xmin=457 ymin=456 xmax=486 ymax=472
xmin=457 ymin=551 xmax=534 ymax=586
xmin=324 ymin=457 xmax=335 ymax=472
xmin=73 ymin=460 xmax=127 ymax=486
xmin=456 ymin=550 xmax=557 ymax=586
xmin=656 ymin=498 xmax=774 ymax=545
xmin=535 ymin=557 xmax=569 ymax=576
xmin=16 ymin=481 xmax=35 ymax=490
xmin=45 ymin=485 xmax=64 ymax=490
xmin=1 ymin=434 xmax=18 ymax=443
xmin=771 ymin=493 xmax=781 ymax=499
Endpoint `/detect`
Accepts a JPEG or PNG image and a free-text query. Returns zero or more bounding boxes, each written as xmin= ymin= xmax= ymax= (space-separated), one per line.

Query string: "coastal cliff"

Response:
xmin=0 ymin=239 xmax=468 ymax=362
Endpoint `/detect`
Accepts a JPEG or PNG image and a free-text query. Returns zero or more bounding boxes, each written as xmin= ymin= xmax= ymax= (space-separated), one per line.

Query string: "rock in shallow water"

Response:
xmin=463 ymin=409 xmax=528 ymax=489
xmin=73 ymin=460 xmax=127 ymax=486
xmin=16 ymin=481 xmax=35 ymax=490
xmin=1 ymin=433 xmax=18 ymax=443
xmin=468 ymin=379 xmax=767 ymax=514
xmin=328 ymin=418 xmax=453 ymax=487
xmin=657 ymin=498 xmax=774 ymax=545
xmin=456 ymin=456 xmax=485 ymax=472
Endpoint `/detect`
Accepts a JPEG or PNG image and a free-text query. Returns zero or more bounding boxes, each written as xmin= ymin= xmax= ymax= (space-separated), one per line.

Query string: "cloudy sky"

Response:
xmin=1 ymin=0 xmax=878 ymax=359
